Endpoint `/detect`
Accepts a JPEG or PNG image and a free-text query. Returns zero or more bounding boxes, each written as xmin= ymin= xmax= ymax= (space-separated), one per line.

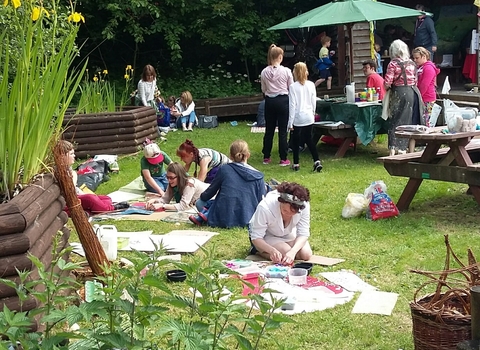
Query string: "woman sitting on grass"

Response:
xmin=145 ymin=162 xmax=210 ymax=211
xmin=171 ymin=90 xmax=196 ymax=131
xmin=248 ymin=181 xmax=312 ymax=264
xmin=176 ymin=139 xmax=230 ymax=183
xmin=189 ymin=140 xmax=265 ymax=228
xmin=57 ymin=140 xmax=129 ymax=216
xmin=141 ymin=140 xmax=172 ymax=196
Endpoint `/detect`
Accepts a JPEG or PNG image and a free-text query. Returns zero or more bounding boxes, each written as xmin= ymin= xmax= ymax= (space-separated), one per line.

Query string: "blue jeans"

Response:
xmin=178 ymin=111 xmax=196 ymax=128
xmin=143 ymin=174 xmax=168 ymax=193
xmin=195 ymin=198 xmax=213 ymax=212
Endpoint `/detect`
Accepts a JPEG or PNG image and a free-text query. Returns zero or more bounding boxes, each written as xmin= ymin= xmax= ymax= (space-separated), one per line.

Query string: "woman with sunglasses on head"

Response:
xmin=145 ymin=162 xmax=210 ymax=211
xmin=248 ymin=181 xmax=312 ymax=264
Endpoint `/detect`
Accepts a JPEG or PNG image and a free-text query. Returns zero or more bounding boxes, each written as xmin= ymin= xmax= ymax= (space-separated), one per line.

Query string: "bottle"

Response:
xmin=367 ymin=88 xmax=373 ymax=102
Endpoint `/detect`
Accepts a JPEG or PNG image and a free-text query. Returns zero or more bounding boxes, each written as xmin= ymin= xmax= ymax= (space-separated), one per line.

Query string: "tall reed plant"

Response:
xmin=75 ymin=70 xmax=116 ymax=114
xmin=0 ymin=0 xmax=86 ymax=200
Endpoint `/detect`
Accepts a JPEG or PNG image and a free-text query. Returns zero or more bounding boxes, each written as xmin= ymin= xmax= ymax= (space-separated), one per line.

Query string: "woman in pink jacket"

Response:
xmin=413 ymin=46 xmax=440 ymax=127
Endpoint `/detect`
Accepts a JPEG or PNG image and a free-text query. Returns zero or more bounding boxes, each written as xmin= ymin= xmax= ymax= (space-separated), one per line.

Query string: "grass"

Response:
xmin=70 ymin=121 xmax=480 ymax=350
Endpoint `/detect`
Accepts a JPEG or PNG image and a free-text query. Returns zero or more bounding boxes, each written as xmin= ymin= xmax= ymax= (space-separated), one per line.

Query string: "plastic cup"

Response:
xmin=288 ymin=268 xmax=307 ymax=285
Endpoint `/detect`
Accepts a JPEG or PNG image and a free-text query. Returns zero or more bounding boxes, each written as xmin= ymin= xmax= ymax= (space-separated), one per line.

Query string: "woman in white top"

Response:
xmin=146 ymin=162 xmax=210 ymax=211
xmin=136 ymin=65 xmax=157 ymax=107
xmin=288 ymin=62 xmax=323 ymax=172
xmin=249 ymin=182 xmax=313 ymax=264
xmin=171 ymin=90 xmax=196 ymax=131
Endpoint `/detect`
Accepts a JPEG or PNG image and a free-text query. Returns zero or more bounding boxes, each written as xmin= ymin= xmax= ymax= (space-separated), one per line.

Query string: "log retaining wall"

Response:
xmin=62 ymin=106 xmax=158 ymax=159
xmin=0 ymin=174 xmax=70 ymax=323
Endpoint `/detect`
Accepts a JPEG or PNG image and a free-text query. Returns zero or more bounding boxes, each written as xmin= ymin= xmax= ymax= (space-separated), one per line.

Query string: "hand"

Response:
xmin=330 ymin=50 xmax=335 ymax=56
xmin=331 ymin=63 xmax=335 ymax=67
xmin=269 ymin=249 xmax=283 ymax=263
xmin=282 ymin=250 xmax=296 ymax=265
xmin=146 ymin=199 xmax=160 ymax=210
xmin=432 ymin=46 xmax=437 ymax=52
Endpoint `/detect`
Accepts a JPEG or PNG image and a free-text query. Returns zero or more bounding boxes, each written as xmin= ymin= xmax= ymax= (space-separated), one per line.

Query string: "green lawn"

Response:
xmin=73 ymin=121 xmax=479 ymax=350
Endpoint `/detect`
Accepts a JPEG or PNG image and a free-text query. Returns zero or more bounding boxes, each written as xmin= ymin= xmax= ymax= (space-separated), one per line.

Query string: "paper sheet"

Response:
xmin=351 ymin=290 xmax=399 ymax=315
xmin=320 ymin=271 xmax=377 ymax=292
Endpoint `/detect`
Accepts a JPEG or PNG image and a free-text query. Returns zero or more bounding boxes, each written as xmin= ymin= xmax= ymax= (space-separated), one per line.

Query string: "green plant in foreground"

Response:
xmin=0 ymin=237 xmax=293 ymax=349
xmin=0 ymin=0 xmax=86 ymax=201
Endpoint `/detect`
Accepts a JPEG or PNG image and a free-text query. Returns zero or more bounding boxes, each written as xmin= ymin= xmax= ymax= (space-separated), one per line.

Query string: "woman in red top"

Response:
xmin=412 ymin=46 xmax=440 ymax=128
xmin=384 ymin=40 xmax=424 ymax=156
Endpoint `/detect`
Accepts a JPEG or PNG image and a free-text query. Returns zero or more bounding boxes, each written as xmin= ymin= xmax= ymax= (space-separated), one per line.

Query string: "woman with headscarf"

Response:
xmin=248 ymin=182 xmax=312 ymax=264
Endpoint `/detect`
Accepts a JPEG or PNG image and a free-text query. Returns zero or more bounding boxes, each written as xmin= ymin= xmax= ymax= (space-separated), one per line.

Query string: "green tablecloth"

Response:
xmin=316 ymin=100 xmax=387 ymax=145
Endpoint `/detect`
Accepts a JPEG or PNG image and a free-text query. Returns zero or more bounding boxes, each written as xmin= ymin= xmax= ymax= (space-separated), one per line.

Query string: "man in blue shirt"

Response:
xmin=413 ymin=4 xmax=438 ymax=60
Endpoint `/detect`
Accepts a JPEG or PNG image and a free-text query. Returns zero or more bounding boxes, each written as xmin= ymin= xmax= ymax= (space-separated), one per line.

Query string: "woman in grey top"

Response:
xmin=176 ymin=139 xmax=230 ymax=183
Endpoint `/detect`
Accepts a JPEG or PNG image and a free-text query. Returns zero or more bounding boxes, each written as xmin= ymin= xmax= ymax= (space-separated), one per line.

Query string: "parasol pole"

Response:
xmin=53 ymin=143 xmax=109 ymax=276
xmin=348 ymin=23 xmax=354 ymax=84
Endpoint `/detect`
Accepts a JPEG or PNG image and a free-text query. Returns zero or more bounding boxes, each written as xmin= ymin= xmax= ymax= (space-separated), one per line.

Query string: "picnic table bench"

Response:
xmin=312 ymin=122 xmax=357 ymax=158
xmin=377 ymin=128 xmax=480 ymax=211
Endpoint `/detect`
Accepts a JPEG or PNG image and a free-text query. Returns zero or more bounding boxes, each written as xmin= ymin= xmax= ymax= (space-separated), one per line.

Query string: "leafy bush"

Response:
xmin=0 ymin=239 xmax=292 ymax=349
xmin=160 ymin=63 xmax=261 ymax=99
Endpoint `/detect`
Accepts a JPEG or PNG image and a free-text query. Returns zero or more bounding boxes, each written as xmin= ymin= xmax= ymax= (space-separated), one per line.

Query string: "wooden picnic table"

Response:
xmin=377 ymin=128 xmax=480 ymax=211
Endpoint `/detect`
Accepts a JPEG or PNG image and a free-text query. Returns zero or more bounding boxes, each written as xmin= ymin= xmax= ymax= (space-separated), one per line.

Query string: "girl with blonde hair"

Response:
xmin=288 ymin=62 xmax=322 ymax=172
xmin=261 ymin=44 xmax=294 ymax=166
xmin=189 ymin=140 xmax=265 ymax=228
xmin=171 ymin=90 xmax=196 ymax=131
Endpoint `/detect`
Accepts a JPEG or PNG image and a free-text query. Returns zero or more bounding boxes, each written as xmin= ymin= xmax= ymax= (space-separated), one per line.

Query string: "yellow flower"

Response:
xmin=68 ymin=12 xmax=85 ymax=23
xmin=124 ymin=74 xmax=130 ymax=79
xmin=102 ymin=69 xmax=108 ymax=75
xmin=31 ymin=7 xmax=49 ymax=21
xmin=3 ymin=0 xmax=21 ymax=9
xmin=126 ymin=65 xmax=132 ymax=70
xmin=93 ymin=75 xmax=98 ymax=82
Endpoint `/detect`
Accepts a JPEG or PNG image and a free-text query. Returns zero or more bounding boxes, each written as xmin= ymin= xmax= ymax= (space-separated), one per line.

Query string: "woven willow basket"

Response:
xmin=410 ymin=293 xmax=471 ymax=350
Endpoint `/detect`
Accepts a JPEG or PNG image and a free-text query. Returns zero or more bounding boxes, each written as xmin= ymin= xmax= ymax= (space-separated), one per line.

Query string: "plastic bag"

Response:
xmin=342 ymin=193 xmax=369 ymax=218
xmin=364 ymin=181 xmax=399 ymax=220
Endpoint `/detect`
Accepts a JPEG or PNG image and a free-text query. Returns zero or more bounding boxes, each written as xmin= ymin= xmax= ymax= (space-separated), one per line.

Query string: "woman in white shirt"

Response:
xmin=288 ymin=62 xmax=323 ymax=172
xmin=171 ymin=90 xmax=196 ymax=131
xmin=249 ymin=182 xmax=313 ymax=264
xmin=136 ymin=65 xmax=157 ymax=107
xmin=146 ymin=162 xmax=210 ymax=211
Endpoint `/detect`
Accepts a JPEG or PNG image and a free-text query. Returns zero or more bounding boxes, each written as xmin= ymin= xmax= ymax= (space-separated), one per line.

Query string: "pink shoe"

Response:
xmin=263 ymin=158 xmax=271 ymax=165
xmin=279 ymin=159 xmax=291 ymax=166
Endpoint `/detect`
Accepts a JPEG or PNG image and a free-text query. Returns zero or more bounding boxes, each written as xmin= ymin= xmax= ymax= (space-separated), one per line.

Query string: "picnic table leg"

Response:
xmin=334 ymin=137 xmax=355 ymax=158
xmin=396 ymin=178 xmax=423 ymax=211
xmin=468 ymin=186 xmax=480 ymax=206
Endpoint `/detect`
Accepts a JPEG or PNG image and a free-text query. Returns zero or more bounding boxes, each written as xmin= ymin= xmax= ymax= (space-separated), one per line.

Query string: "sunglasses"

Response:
xmin=166 ymin=175 xmax=177 ymax=180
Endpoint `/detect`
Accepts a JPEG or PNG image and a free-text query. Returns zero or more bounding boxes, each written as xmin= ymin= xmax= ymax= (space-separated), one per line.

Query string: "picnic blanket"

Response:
xmin=108 ymin=176 xmax=146 ymax=203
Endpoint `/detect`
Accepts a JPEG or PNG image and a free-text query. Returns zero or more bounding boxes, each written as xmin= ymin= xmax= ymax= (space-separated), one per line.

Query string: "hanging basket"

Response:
xmin=410 ymin=293 xmax=471 ymax=350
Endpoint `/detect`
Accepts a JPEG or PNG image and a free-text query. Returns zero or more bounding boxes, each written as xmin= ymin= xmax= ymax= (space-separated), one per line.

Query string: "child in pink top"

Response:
xmin=412 ymin=46 xmax=440 ymax=127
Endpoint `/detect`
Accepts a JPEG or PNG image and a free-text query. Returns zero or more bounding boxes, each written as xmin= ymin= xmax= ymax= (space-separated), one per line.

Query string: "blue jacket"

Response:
xmin=413 ymin=16 xmax=437 ymax=48
xmin=200 ymin=162 xmax=265 ymax=228
xmin=314 ymin=56 xmax=334 ymax=71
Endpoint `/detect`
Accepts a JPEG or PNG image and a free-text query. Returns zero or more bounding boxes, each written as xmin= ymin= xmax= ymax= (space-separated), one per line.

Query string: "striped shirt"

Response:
xmin=198 ymin=148 xmax=230 ymax=168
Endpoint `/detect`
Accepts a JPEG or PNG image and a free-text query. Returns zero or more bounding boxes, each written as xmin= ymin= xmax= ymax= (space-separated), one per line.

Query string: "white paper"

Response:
xmin=441 ymin=76 xmax=451 ymax=95
xmin=352 ymin=290 xmax=399 ymax=315
xmin=470 ymin=30 xmax=478 ymax=54
xmin=320 ymin=271 xmax=377 ymax=292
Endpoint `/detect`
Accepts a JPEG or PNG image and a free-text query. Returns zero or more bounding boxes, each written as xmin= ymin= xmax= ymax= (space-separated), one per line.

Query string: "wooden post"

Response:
xmin=53 ymin=143 xmax=108 ymax=276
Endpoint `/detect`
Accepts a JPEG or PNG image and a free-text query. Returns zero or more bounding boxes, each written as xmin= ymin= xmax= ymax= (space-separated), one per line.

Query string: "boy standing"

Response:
xmin=314 ymin=36 xmax=335 ymax=89
xmin=362 ymin=59 xmax=386 ymax=100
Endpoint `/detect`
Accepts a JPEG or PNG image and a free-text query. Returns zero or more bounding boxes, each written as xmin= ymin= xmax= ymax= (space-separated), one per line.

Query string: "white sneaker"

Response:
xmin=247 ymin=122 xmax=258 ymax=127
